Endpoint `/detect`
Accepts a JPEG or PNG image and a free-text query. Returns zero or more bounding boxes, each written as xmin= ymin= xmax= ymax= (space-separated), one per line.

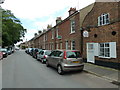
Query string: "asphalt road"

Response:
xmin=2 ymin=50 xmax=118 ymax=88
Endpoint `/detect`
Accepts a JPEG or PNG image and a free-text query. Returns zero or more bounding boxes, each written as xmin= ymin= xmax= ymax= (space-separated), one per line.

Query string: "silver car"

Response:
xmin=37 ymin=50 xmax=51 ymax=63
xmin=46 ymin=50 xmax=84 ymax=75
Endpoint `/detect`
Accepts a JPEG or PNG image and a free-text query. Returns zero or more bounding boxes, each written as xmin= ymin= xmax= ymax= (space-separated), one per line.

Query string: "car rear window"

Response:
xmin=45 ymin=51 xmax=51 ymax=55
xmin=66 ymin=51 xmax=81 ymax=58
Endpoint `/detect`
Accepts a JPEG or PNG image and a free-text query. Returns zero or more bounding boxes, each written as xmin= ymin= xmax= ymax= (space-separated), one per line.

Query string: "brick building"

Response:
xmin=28 ymin=1 xmax=120 ymax=69
xmin=35 ymin=8 xmax=81 ymax=51
xmin=81 ymin=2 xmax=120 ymax=69
xmin=52 ymin=8 xmax=81 ymax=50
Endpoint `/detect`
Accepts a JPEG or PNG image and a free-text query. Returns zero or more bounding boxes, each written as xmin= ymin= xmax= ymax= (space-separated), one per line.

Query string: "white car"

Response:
xmin=37 ymin=50 xmax=51 ymax=63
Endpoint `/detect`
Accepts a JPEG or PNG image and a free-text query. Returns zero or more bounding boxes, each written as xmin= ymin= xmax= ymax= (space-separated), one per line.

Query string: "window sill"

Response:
xmin=98 ymin=56 xmax=111 ymax=59
xmin=98 ymin=23 xmax=110 ymax=27
xmin=70 ymin=32 xmax=75 ymax=34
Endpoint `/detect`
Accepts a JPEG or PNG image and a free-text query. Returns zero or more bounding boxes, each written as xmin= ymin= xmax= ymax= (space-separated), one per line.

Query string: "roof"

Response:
xmin=79 ymin=3 xmax=95 ymax=27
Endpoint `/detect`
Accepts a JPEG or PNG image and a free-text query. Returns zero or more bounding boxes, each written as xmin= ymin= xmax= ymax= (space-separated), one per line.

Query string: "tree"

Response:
xmin=2 ymin=9 xmax=27 ymax=47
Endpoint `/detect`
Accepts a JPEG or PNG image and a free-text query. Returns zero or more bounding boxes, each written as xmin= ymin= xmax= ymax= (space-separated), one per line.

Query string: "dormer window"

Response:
xmin=98 ymin=13 xmax=110 ymax=26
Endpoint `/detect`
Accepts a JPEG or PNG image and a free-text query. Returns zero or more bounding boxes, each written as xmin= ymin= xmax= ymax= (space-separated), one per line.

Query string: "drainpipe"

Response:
xmin=80 ymin=27 xmax=84 ymax=55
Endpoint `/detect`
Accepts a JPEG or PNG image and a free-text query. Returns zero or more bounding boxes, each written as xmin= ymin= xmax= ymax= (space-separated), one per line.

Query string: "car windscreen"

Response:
xmin=66 ymin=51 xmax=81 ymax=58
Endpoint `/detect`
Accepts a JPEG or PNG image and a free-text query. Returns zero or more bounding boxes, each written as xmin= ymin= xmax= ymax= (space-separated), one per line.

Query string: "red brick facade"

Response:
xmin=28 ymin=2 xmax=120 ymax=68
xmin=82 ymin=2 xmax=120 ymax=65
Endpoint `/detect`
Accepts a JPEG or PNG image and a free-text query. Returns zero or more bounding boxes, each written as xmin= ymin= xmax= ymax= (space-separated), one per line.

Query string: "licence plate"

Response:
xmin=72 ymin=61 xmax=80 ymax=63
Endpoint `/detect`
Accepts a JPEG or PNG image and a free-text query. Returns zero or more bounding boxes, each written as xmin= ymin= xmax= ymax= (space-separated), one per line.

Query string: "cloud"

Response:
xmin=2 ymin=0 xmax=95 ymax=42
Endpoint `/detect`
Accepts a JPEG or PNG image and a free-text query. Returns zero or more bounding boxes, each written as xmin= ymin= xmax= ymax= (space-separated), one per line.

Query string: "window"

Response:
xmin=60 ymin=42 xmax=62 ymax=49
xmin=55 ymin=51 xmax=63 ymax=57
xmin=51 ymin=43 xmax=54 ymax=50
xmin=43 ymin=35 xmax=45 ymax=42
xmin=45 ymin=34 xmax=47 ymax=41
xmin=56 ymin=28 xmax=58 ymax=38
xmin=56 ymin=43 xmax=59 ymax=49
xmin=71 ymin=41 xmax=75 ymax=50
xmin=98 ymin=13 xmax=110 ymax=26
xmin=70 ymin=20 xmax=75 ymax=33
xmin=99 ymin=43 xmax=110 ymax=57
xmin=67 ymin=51 xmax=81 ymax=58
xmin=65 ymin=41 xmax=68 ymax=50
xmin=52 ymin=30 xmax=54 ymax=39
xmin=99 ymin=42 xmax=116 ymax=58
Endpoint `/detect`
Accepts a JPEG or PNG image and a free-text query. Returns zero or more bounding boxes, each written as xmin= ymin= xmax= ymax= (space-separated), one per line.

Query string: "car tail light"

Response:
xmin=44 ymin=55 xmax=46 ymax=59
xmin=63 ymin=51 xmax=67 ymax=59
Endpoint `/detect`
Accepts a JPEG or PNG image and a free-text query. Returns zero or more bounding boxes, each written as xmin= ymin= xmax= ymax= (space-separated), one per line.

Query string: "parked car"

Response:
xmin=32 ymin=48 xmax=40 ymax=59
xmin=7 ymin=48 xmax=12 ymax=55
xmin=46 ymin=50 xmax=84 ymax=75
xmin=0 ymin=51 xmax=3 ymax=60
xmin=29 ymin=48 xmax=35 ymax=56
xmin=0 ymin=48 xmax=8 ymax=58
xmin=37 ymin=50 xmax=51 ymax=63
xmin=7 ymin=49 xmax=12 ymax=55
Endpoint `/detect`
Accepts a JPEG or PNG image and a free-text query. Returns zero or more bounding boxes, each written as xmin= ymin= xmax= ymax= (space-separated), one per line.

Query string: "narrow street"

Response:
xmin=2 ymin=50 xmax=118 ymax=88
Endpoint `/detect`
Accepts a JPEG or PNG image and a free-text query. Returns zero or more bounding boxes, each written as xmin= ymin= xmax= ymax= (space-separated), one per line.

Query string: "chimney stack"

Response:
xmin=68 ymin=7 xmax=76 ymax=16
xmin=47 ymin=24 xmax=52 ymax=30
xmin=38 ymin=30 xmax=42 ymax=34
xmin=34 ymin=33 xmax=37 ymax=37
xmin=56 ymin=17 xmax=62 ymax=24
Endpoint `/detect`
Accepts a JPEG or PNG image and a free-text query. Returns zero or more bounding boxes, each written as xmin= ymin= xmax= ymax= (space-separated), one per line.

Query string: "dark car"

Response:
xmin=7 ymin=48 xmax=12 ymax=55
xmin=0 ymin=48 xmax=8 ymax=58
xmin=32 ymin=48 xmax=41 ymax=59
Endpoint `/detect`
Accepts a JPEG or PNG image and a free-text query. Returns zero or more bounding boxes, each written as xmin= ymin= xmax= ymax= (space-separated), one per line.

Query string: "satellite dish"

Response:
xmin=0 ymin=0 xmax=5 ymax=4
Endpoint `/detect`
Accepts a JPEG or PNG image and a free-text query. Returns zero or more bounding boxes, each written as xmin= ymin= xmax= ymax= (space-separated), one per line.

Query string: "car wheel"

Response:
xmin=41 ymin=59 xmax=44 ymax=64
xmin=57 ymin=65 xmax=64 ymax=75
xmin=46 ymin=60 xmax=49 ymax=67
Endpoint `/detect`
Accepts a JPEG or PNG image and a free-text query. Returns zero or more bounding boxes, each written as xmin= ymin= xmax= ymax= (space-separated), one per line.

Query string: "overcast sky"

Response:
xmin=1 ymin=0 xmax=96 ymax=43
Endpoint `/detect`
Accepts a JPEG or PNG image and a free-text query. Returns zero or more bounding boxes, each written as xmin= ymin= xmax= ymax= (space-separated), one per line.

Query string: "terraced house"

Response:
xmin=30 ymin=1 xmax=120 ymax=69
xmin=81 ymin=2 xmax=120 ymax=69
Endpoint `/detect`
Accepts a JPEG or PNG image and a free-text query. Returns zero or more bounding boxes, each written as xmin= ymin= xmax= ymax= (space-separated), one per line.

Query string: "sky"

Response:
xmin=1 ymin=0 xmax=96 ymax=44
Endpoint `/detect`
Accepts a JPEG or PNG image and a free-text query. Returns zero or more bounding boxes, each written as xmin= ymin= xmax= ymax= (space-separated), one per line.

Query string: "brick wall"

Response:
xmin=54 ymin=12 xmax=81 ymax=50
xmin=82 ymin=2 xmax=120 ymax=63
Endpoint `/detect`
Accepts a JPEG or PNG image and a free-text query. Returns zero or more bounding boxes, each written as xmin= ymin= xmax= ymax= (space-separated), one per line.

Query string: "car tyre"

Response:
xmin=46 ymin=60 xmax=49 ymax=67
xmin=57 ymin=65 xmax=64 ymax=75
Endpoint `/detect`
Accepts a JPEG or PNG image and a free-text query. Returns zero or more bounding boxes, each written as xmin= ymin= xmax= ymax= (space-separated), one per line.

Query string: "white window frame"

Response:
xmin=65 ymin=41 xmax=68 ymax=50
xmin=99 ymin=42 xmax=116 ymax=58
xmin=70 ymin=20 xmax=75 ymax=33
xmin=56 ymin=28 xmax=58 ymax=38
xmin=71 ymin=40 xmax=75 ymax=50
xmin=52 ymin=30 xmax=54 ymax=39
xmin=51 ymin=43 xmax=54 ymax=50
xmin=98 ymin=13 xmax=110 ymax=26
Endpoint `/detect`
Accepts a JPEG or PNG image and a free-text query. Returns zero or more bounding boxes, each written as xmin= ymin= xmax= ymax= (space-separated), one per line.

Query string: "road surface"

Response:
xmin=1 ymin=50 xmax=118 ymax=88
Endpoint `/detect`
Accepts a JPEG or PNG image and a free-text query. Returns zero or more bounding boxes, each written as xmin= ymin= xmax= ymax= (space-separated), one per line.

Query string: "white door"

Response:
xmin=87 ymin=43 xmax=95 ymax=63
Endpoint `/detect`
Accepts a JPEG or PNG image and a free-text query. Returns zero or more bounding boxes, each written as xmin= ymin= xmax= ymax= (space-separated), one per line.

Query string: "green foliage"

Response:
xmin=2 ymin=9 xmax=27 ymax=47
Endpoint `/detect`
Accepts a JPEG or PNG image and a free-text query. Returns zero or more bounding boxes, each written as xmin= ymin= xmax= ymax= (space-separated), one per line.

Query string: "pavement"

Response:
xmin=84 ymin=62 xmax=120 ymax=86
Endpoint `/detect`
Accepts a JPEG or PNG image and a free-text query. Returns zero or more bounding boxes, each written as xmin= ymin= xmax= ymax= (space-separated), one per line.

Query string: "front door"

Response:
xmin=87 ymin=43 xmax=95 ymax=63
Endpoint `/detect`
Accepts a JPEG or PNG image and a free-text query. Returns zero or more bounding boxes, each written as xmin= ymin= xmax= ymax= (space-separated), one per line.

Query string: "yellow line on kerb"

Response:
xmin=85 ymin=63 xmax=119 ymax=72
